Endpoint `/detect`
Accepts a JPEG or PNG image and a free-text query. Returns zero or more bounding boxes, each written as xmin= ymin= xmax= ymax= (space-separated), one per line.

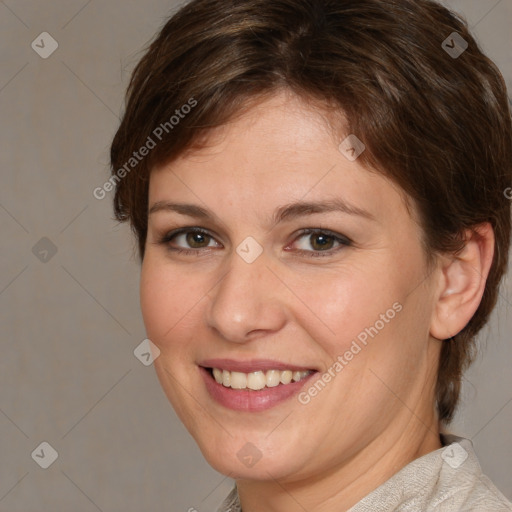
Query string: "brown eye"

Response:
xmin=158 ymin=227 xmax=220 ymax=254
xmin=185 ymin=231 xmax=211 ymax=248
xmin=309 ymin=233 xmax=335 ymax=251
xmin=292 ymin=229 xmax=351 ymax=258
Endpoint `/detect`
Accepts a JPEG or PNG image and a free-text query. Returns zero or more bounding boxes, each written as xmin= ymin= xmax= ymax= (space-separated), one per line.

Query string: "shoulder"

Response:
xmin=430 ymin=435 xmax=512 ymax=511
xmin=216 ymin=436 xmax=512 ymax=512
xmin=216 ymin=485 xmax=241 ymax=512
xmin=351 ymin=435 xmax=512 ymax=512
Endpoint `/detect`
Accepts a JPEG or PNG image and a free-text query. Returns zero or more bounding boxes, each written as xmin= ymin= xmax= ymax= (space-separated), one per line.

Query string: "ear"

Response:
xmin=430 ymin=223 xmax=495 ymax=340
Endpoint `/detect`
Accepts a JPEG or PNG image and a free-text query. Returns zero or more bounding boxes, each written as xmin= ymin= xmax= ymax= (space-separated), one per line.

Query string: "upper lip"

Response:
xmin=199 ymin=358 xmax=317 ymax=373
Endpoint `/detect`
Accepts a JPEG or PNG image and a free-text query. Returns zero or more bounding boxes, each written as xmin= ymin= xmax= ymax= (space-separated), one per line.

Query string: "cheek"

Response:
xmin=140 ymin=261 xmax=165 ymax=341
xmin=298 ymin=263 xmax=405 ymax=359
xmin=140 ymin=258 xmax=193 ymax=347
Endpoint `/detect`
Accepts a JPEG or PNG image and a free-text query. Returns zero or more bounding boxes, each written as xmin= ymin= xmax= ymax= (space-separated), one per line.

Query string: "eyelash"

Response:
xmin=156 ymin=227 xmax=352 ymax=258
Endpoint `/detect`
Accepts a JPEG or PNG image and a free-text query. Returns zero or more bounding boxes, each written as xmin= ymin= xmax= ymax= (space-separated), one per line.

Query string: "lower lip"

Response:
xmin=200 ymin=367 xmax=317 ymax=412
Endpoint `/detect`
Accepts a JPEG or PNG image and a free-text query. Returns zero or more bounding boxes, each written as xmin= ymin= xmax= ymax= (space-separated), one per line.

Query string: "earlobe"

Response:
xmin=430 ymin=223 xmax=495 ymax=340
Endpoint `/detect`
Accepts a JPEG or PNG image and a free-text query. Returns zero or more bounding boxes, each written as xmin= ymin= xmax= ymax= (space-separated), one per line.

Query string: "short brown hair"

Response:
xmin=110 ymin=0 xmax=512 ymax=423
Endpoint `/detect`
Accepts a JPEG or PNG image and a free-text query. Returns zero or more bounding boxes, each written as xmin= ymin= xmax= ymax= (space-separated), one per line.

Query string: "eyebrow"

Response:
xmin=148 ymin=198 xmax=375 ymax=227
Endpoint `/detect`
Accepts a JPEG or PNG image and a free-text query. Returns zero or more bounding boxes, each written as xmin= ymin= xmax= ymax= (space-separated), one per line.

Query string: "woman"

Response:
xmin=110 ymin=0 xmax=512 ymax=510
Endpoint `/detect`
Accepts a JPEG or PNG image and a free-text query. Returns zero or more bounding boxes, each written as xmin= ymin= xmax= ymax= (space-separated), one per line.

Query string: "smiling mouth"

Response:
xmin=207 ymin=367 xmax=315 ymax=390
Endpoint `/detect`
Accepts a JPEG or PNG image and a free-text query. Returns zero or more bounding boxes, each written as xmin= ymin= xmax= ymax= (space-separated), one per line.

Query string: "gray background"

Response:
xmin=0 ymin=1 xmax=511 ymax=511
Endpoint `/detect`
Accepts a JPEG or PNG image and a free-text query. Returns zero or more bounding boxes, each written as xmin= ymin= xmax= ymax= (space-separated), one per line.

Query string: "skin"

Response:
xmin=140 ymin=89 xmax=494 ymax=512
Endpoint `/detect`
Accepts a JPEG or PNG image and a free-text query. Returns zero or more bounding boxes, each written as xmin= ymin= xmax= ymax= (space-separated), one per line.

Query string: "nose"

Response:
xmin=205 ymin=247 xmax=288 ymax=343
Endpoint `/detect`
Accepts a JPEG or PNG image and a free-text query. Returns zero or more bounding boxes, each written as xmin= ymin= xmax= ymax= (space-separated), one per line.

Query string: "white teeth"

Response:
xmin=293 ymin=371 xmax=310 ymax=382
xmin=280 ymin=370 xmax=293 ymax=385
xmin=247 ymin=371 xmax=266 ymax=390
xmin=266 ymin=370 xmax=281 ymax=388
xmin=230 ymin=371 xmax=247 ymax=389
xmin=213 ymin=368 xmax=223 ymax=384
xmin=211 ymin=367 xmax=312 ymax=390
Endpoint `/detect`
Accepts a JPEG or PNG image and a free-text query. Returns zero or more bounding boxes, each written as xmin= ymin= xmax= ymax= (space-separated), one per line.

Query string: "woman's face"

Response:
xmin=140 ymin=91 xmax=442 ymax=482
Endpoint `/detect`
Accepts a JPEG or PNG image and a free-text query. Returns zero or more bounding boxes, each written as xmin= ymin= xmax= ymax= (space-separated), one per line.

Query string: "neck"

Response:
xmin=236 ymin=415 xmax=442 ymax=512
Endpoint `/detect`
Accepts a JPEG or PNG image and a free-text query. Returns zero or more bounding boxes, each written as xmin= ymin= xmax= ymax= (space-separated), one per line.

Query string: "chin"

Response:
xmin=194 ymin=432 xmax=306 ymax=481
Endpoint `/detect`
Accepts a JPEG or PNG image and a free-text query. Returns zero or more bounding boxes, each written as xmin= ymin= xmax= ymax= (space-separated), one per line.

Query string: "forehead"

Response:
xmin=148 ymin=91 xmax=414 ymax=225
